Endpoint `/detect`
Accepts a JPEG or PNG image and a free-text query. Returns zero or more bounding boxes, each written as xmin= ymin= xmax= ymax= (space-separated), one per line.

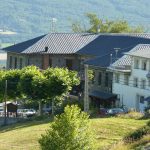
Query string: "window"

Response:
xmin=148 ymin=79 xmax=150 ymax=87
xmin=98 ymin=72 xmax=102 ymax=85
xmin=139 ymin=96 xmax=144 ymax=104
xmin=134 ymin=78 xmax=138 ymax=87
xmin=19 ymin=58 xmax=23 ymax=69
xmin=14 ymin=57 xmax=17 ymax=69
xmin=49 ymin=58 xmax=52 ymax=67
xmin=141 ymin=79 xmax=146 ymax=89
xmin=66 ymin=59 xmax=73 ymax=70
xmin=124 ymin=75 xmax=129 ymax=85
xmin=9 ymin=56 xmax=12 ymax=69
xmin=105 ymin=73 xmax=109 ymax=87
xmin=134 ymin=59 xmax=139 ymax=69
xmin=115 ymin=73 xmax=120 ymax=83
xmin=142 ymin=60 xmax=147 ymax=70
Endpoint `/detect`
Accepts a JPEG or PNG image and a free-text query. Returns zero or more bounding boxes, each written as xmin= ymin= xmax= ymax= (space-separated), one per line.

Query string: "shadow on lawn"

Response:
xmin=0 ymin=116 xmax=53 ymax=133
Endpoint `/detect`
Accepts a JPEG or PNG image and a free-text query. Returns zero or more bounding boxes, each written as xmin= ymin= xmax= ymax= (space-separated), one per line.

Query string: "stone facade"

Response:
xmin=89 ymin=66 xmax=112 ymax=94
xmin=7 ymin=52 xmax=85 ymax=72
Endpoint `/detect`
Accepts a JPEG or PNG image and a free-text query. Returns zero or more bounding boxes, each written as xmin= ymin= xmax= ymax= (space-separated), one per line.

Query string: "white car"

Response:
xmin=107 ymin=108 xmax=124 ymax=115
xmin=18 ymin=109 xmax=36 ymax=117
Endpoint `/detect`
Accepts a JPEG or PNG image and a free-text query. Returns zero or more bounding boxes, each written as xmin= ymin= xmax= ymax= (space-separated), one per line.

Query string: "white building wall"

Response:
xmin=112 ymin=57 xmax=150 ymax=111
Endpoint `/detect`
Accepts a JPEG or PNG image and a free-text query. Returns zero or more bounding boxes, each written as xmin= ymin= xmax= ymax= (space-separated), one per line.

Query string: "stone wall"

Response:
xmin=0 ymin=117 xmax=25 ymax=126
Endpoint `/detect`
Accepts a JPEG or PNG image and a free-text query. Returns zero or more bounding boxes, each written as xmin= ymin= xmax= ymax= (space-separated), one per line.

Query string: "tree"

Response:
xmin=72 ymin=13 xmax=144 ymax=33
xmin=0 ymin=70 xmax=6 ymax=102
xmin=19 ymin=66 xmax=42 ymax=99
xmin=3 ymin=69 xmax=21 ymax=99
xmin=20 ymin=66 xmax=80 ymax=115
xmin=39 ymin=105 xmax=95 ymax=150
xmin=0 ymin=69 xmax=22 ymax=102
xmin=43 ymin=67 xmax=80 ymax=114
xmin=19 ymin=66 xmax=45 ymax=115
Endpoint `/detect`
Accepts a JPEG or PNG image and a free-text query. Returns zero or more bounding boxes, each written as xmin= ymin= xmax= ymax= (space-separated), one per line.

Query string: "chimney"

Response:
xmin=114 ymin=48 xmax=120 ymax=60
xmin=45 ymin=46 xmax=48 ymax=52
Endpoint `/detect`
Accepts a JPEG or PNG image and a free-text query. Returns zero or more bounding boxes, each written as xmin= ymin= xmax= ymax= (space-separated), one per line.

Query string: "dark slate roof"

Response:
xmin=125 ymin=44 xmax=150 ymax=58
xmin=110 ymin=44 xmax=150 ymax=68
xmin=83 ymin=34 xmax=150 ymax=67
xmin=3 ymin=35 xmax=46 ymax=53
xmin=144 ymin=97 xmax=150 ymax=102
xmin=85 ymin=54 xmax=111 ymax=68
xmin=23 ymin=33 xmax=98 ymax=54
xmin=4 ymin=33 xmax=98 ymax=54
xmin=89 ymin=90 xmax=117 ymax=100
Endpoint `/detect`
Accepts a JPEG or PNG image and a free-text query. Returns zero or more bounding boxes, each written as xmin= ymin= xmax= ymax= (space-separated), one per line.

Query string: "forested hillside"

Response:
xmin=0 ymin=0 xmax=150 ymax=43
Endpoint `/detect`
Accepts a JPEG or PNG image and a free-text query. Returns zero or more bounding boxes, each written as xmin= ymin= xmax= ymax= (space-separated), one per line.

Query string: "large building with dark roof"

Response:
xmin=4 ymin=33 xmax=150 ymax=110
xmin=4 ymin=33 xmax=98 ymax=70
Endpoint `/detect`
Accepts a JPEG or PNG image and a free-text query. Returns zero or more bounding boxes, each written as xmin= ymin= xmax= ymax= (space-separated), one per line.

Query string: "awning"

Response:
xmin=144 ymin=97 xmax=150 ymax=102
xmin=89 ymin=90 xmax=117 ymax=100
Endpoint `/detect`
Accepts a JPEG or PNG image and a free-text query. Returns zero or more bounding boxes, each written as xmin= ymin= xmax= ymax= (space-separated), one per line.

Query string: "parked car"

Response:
xmin=107 ymin=108 xmax=124 ymax=115
xmin=17 ymin=109 xmax=36 ymax=117
xmin=99 ymin=108 xmax=108 ymax=115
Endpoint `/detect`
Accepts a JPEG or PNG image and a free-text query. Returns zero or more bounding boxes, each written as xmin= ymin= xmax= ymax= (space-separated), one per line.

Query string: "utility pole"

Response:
xmin=84 ymin=64 xmax=89 ymax=112
xmin=4 ymin=80 xmax=7 ymax=125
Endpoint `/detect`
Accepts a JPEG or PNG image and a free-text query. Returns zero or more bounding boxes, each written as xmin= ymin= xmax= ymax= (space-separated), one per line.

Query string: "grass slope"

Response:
xmin=0 ymin=118 xmax=148 ymax=150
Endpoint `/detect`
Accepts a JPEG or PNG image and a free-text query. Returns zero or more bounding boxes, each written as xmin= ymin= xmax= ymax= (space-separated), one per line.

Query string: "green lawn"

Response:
xmin=0 ymin=118 xmax=148 ymax=150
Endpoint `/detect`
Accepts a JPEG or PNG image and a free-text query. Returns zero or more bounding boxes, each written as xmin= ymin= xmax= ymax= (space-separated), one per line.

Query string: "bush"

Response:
xmin=39 ymin=105 xmax=95 ymax=150
xmin=117 ymin=111 xmax=144 ymax=119
xmin=54 ymin=99 xmax=84 ymax=115
xmin=124 ymin=120 xmax=150 ymax=141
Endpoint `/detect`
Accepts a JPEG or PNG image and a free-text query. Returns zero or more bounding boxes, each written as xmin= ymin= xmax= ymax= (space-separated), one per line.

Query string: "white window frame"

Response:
xmin=134 ymin=59 xmax=139 ymax=69
xmin=141 ymin=79 xmax=146 ymax=89
xmin=124 ymin=75 xmax=129 ymax=85
xmin=141 ymin=60 xmax=147 ymax=70
xmin=115 ymin=73 xmax=120 ymax=83
xmin=134 ymin=77 xmax=138 ymax=87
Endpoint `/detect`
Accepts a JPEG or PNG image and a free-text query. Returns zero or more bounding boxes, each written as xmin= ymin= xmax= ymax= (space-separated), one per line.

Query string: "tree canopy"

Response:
xmin=39 ymin=105 xmax=95 ymax=150
xmin=72 ymin=13 xmax=144 ymax=33
xmin=0 ymin=66 xmax=80 ymax=114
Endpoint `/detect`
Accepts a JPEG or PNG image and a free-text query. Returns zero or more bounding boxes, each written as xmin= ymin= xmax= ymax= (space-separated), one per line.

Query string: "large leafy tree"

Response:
xmin=20 ymin=66 xmax=80 ymax=115
xmin=0 ymin=70 xmax=6 ymax=102
xmin=0 ymin=69 xmax=21 ymax=102
xmin=43 ymin=67 xmax=80 ymax=114
xmin=3 ymin=69 xmax=21 ymax=99
xmin=72 ymin=13 xmax=144 ymax=33
xmin=19 ymin=66 xmax=45 ymax=115
xmin=19 ymin=66 xmax=42 ymax=99
xmin=39 ymin=105 xmax=95 ymax=150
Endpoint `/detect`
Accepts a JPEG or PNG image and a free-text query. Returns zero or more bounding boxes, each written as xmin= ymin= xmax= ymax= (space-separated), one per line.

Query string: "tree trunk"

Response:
xmin=39 ymin=100 xmax=43 ymax=116
xmin=52 ymin=99 xmax=54 ymax=115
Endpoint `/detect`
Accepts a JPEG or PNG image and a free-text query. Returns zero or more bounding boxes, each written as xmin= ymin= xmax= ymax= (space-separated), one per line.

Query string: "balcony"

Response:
xmin=108 ymin=65 xmax=131 ymax=73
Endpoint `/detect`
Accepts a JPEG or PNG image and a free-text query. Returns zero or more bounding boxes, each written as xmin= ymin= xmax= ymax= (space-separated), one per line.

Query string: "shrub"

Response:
xmin=117 ymin=111 xmax=144 ymax=119
xmin=124 ymin=120 xmax=150 ymax=141
xmin=39 ymin=105 xmax=95 ymax=150
xmin=55 ymin=98 xmax=84 ymax=115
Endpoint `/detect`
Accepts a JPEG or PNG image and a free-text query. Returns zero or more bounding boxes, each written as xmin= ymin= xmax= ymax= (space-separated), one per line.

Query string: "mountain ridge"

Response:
xmin=0 ymin=0 xmax=150 ymax=43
